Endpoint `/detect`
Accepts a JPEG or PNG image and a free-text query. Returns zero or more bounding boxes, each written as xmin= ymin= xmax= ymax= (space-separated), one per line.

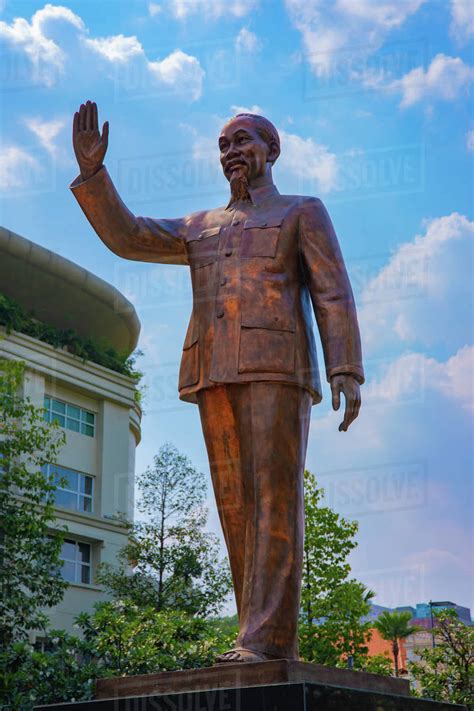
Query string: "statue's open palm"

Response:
xmin=73 ymin=101 xmax=109 ymax=181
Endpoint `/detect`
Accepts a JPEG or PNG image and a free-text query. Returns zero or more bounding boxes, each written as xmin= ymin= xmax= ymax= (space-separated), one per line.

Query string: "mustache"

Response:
xmin=225 ymin=157 xmax=248 ymax=173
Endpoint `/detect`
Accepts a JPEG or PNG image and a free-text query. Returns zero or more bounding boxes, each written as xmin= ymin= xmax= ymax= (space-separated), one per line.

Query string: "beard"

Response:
xmin=227 ymin=166 xmax=252 ymax=207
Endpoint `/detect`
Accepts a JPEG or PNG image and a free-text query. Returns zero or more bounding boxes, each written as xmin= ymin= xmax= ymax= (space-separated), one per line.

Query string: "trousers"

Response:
xmin=197 ymin=382 xmax=312 ymax=659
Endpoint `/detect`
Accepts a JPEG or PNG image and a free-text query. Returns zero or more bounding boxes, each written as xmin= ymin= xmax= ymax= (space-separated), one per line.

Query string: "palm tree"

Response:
xmin=374 ymin=610 xmax=419 ymax=676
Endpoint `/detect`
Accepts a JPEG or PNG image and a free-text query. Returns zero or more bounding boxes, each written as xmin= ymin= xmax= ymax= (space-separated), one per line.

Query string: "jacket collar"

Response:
xmin=226 ymin=182 xmax=280 ymax=210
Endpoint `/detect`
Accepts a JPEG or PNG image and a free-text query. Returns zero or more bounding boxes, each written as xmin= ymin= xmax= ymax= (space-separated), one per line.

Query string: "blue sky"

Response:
xmin=1 ymin=0 xmax=473 ymax=615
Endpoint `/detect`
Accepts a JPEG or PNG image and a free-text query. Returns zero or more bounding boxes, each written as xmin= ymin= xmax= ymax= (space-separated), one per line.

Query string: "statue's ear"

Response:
xmin=268 ymin=139 xmax=280 ymax=165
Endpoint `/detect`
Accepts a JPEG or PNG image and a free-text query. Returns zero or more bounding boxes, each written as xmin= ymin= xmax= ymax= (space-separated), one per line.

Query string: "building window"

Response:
xmin=43 ymin=463 xmax=94 ymax=513
xmin=33 ymin=637 xmax=55 ymax=653
xmin=60 ymin=539 xmax=91 ymax=584
xmin=44 ymin=396 xmax=95 ymax=437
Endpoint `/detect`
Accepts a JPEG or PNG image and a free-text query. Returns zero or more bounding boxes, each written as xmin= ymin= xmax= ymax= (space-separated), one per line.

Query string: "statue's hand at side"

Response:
xmin=331 ymin=374 xmax=361 ymax=432
xmin=73 ymin=100 xmax=109 ymax=181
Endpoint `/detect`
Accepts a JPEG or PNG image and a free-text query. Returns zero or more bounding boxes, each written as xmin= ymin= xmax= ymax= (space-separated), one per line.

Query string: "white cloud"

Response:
xmin=284 ymin=0 xmax=425 ymax=77
xmin=24 ymin=116 xmax=65 ymax=155
xmin=392 ymin=54 xmax=474 ymax=108
xmin=84 ymin=34 xmax=143 ymax=63
xmin=235 ymin=27 xmax=261 ymax=53
xmin=168 ymin=0 xmax=258 ymax=19
xmin=305 ymin=334 xmax=473 ymax=609
xmin=0 ymin=4 xmax=204 ymax=99
xmin=436 ymin=345 xmax=474 ymax=412
xmin=467 ymin=129 xmax=474 ymax=152
xmin=276 ymin=129 xmax=339 ymax=194
xmin=230 ymin=103 xmax=264 ymax=115
xmin=148 ymin=2 xmax=163 ymax=16
xmin=363 ymin=347 xmax=474 ymax=412
xmin=359 ymin=212 xmax=474 ymax=354
xmin=336 ymin=0 xmax=425 ymax=28
xmin=0 ymin=145 xmax=39 ymax=190
xmin=0 ymin=3 xmax=84 ymax=85
xmin=148 ymin=49 xmax=204 ymax=101
xmin=450 ymin=0 xmax=474 ymax=44
xmin=192 ymin=134 xmax=217 ymax=162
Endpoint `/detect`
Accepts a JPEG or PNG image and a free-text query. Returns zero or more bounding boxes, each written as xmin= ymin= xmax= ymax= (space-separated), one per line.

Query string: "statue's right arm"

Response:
xmin=70 ymin=166 xmax=188 ymax=265
xmin=70 ymin=101 xmax=188 ymax=265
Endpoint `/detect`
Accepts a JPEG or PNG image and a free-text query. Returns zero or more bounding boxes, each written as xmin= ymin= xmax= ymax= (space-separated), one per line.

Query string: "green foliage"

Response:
xmin=374 ymin=610 xmax=418 ymax=676
xmin=0 ymin=292 xmax=143 ymax=389
xmin=358 ymin=653 xmax=394 ymax=676
xmin=299 ymin=469 xmax=374 ymax=668
xmin=409 ymin=609 xmax=474 ymax=706
xmin=76 ymin=601 xmax=235 ymax=678
xmin=210 ymin=614 xmax=239 ymax=639
xmin=0 ymin=633 xmax=95 ymax=709
xmin=0 ymin=358 xmax=67 ymax=646
xmin=97 ymin=443 xmax=232 ymax=618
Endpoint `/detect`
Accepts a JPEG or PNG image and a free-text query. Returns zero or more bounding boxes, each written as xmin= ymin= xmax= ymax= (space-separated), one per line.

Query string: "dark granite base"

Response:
xmin=95 ymin=660 xmax=410 ymax=699
xmin=35 ymin=682 xmax=468 ymax=711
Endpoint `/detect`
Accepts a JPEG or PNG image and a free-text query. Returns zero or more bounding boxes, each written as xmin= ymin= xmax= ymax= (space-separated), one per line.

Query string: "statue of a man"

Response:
xmin=71 ymin=101 xmax=364 ymax=664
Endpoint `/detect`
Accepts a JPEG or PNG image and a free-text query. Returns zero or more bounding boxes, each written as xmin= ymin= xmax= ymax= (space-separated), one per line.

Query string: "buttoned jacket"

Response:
xmin=71 ymin=167 xmax=364 ymax=405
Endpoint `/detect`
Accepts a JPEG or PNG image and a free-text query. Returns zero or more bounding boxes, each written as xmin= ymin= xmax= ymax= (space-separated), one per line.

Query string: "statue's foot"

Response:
xmin=215 ymin=647 xmax=271 ymax=664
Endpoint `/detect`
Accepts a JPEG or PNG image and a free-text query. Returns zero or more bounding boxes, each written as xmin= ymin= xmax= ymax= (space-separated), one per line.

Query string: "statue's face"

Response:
xmin=218 ymin=116 xmax=271 ymax=184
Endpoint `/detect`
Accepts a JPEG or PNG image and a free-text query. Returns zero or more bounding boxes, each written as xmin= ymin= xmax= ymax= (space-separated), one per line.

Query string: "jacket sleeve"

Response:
xmin=70 ymin=167 xmax=188 ymax=265
xmin=299 ymin=198 xmax=364 ymax=384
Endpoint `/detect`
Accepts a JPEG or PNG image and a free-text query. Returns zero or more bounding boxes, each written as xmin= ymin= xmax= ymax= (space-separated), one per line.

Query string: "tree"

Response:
xmin=0 ymin=632 xmax=95 ymax=708
xmin=299 ymin=469 xmax=374 ymax=667
xmin=0 ymin=358 xmax=66 ymax=646
xmin=409 ymin=609 xmax=474 ymax=706
xmin=360 ymin=653 xmax=394 ymax=676
xmin=76 ymin=601 xmax=235 ymax=677
xmin=97 ymin=442 xmax=232 ymax=617
xmin=374 ymin=610 xmax=418 ymax=676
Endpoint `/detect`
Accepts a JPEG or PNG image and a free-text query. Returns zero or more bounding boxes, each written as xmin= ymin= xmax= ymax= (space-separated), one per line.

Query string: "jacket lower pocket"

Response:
xmin=179 ymin=340 xmax=199 ymax=388
xmin=238 ymin=326 xmax=296 ymax=375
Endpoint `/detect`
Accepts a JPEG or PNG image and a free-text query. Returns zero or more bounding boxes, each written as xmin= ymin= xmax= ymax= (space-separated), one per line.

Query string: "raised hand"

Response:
xmin=73 ymin=101 xmax=109 ymax=181
xmin=331 ymin=374 xmax=361 ymax=432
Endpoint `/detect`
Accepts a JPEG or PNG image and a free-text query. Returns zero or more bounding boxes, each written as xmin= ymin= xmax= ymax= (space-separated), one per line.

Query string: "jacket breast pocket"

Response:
xmin=187 ymin=226 xmax=221 ymax=268
xmin=240 ymin=217 xmax=282 ymax=258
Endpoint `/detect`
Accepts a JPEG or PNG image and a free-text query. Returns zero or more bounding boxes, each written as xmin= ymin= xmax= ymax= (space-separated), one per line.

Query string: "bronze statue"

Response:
xmin=71 ymin=101 xmax=364 ymax=664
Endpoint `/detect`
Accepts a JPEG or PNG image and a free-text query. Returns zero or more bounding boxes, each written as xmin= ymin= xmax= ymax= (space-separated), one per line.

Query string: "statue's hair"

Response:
xmin=226 ymin=113 xmax=281 ymax=164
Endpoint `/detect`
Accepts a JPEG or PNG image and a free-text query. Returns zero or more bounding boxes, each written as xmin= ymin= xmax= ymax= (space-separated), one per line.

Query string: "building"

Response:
xmin=414 ymin=601 xmax=472 ymax=626
xmin=0 ymin=226 xmax=141 ymax=636
xmin=366 ymin=628 xmax=408 ymax=671
xmin=365 ymin=599 xmax=473 ymax=673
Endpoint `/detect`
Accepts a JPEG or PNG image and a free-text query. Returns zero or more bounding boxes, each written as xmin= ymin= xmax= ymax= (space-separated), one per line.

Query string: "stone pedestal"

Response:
xmin=35 ymin=660 xmax=467 ymax=710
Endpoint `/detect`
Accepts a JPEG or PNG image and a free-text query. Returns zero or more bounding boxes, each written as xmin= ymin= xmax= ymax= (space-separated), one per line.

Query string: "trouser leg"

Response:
xmin=197 ymin=385 xmax=246 ymax=616
xmin=198 ymin=382 xmax=312 ymax=660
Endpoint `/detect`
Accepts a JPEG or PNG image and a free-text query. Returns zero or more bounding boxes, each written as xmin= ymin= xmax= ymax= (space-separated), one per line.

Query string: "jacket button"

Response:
xmin=216 ymin=308 xmax=225 ymax=318
xmin=225 ymin=249 xmax=232 ymax=257
xmin=220 ymin=277 xmax=227 ymax=286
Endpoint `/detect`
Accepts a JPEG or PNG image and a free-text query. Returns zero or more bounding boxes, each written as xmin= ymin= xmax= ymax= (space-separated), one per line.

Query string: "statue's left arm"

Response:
xmin=299 ymin=198 xmax=364 ymax=430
